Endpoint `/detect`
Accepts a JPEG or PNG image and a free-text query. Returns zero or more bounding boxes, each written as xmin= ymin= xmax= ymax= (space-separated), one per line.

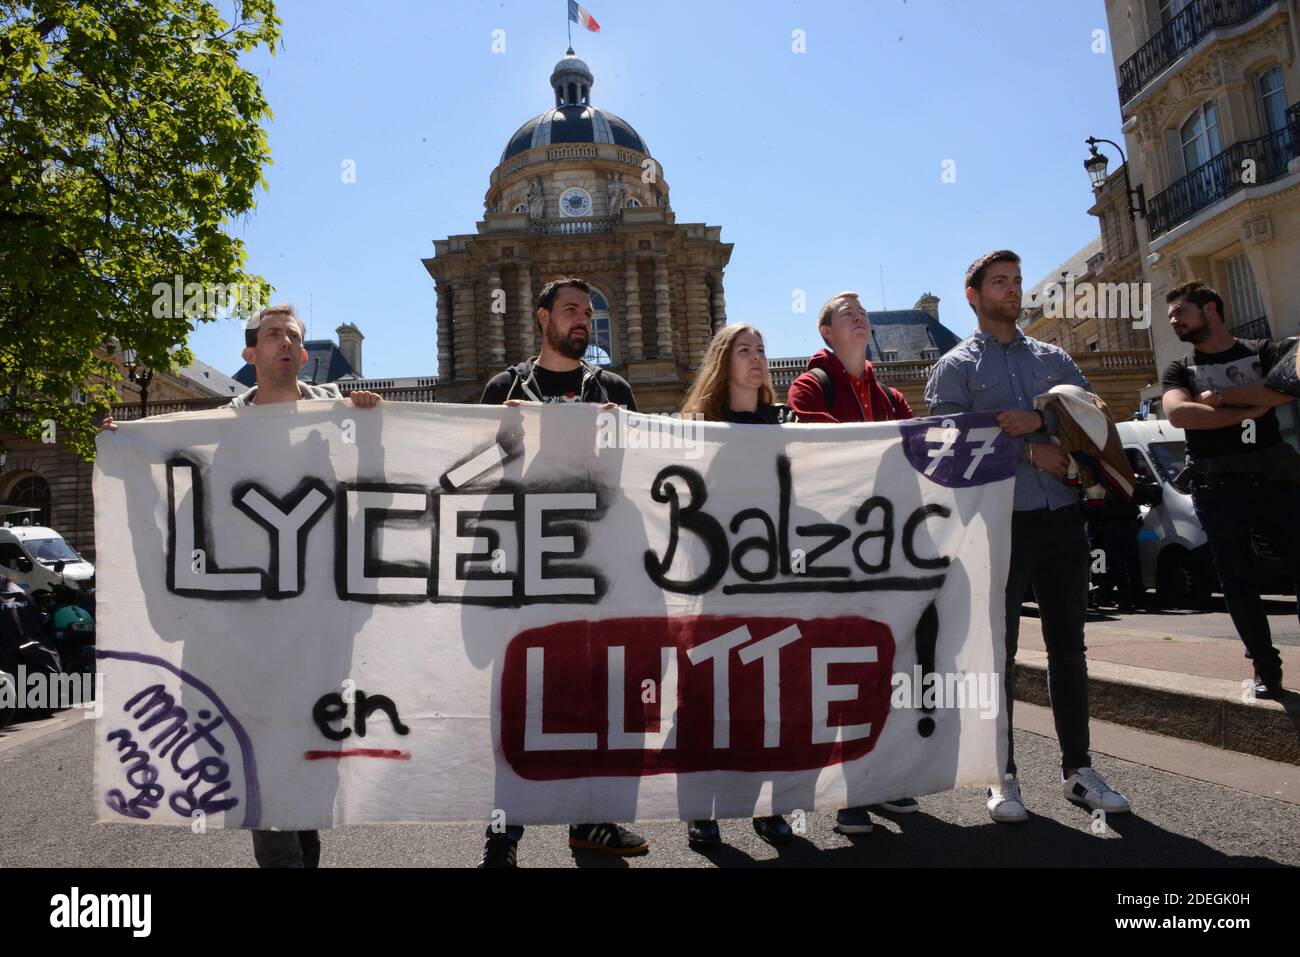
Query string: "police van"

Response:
xmin=0 ymin=510 xmax=95 ymax=592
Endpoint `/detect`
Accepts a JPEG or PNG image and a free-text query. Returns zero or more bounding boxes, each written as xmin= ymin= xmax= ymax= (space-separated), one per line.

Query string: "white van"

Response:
xmin=1115 ymin=419 xmax=1215 ymax=608
xmin=0 ymin=524 xmax=95 ymax=592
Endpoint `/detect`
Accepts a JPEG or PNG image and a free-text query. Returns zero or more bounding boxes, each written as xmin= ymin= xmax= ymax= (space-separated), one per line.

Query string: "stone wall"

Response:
xmin=0 ymin=435 xmax=96 ymax=560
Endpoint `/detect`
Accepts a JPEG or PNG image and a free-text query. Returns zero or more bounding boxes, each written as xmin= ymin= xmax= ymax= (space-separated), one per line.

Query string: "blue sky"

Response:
xmin=192 ymin=0 xmax=1128 ymax=379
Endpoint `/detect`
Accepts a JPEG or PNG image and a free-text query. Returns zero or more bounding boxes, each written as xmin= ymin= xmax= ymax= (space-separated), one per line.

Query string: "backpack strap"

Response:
xmin=884 ymin=386 xmax=900 ymax=419
xmin=503 ymin=366 xmax=522 ymax=401
xmin=810 ymin=367 xmax=836 ymax=413
xmin=812 ymin=366 xmax=902 ymax=419
xmin=583 ymin=364 xmax=612 ymax=404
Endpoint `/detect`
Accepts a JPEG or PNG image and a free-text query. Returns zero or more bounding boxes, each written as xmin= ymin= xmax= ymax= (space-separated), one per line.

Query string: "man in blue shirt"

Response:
xmin=925 ymin=250 xmax=1130 ymax=825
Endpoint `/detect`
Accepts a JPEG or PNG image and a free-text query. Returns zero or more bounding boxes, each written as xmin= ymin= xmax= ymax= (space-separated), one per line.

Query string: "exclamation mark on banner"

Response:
xmin=915 ymin=601 xmax=938 ymax=738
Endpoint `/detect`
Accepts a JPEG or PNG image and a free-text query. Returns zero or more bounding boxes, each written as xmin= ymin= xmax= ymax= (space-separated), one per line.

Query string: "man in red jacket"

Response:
xmin=788 ymin=290 xmax=917 ymax=836
xmin=788 ymin=291 xmax=914 ymax=423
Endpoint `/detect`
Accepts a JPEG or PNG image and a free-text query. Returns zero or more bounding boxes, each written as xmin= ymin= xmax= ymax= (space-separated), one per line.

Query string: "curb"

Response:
xmin=1015 ymin=651 xmax=1300 ymax=766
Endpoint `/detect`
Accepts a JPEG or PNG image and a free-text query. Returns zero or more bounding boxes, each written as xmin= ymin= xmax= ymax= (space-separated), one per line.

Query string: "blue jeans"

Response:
xmin=1191 ymin=473 xmax=1300 ymax=675
xmin=1004 ymin=507 xmax=1092 ymax=775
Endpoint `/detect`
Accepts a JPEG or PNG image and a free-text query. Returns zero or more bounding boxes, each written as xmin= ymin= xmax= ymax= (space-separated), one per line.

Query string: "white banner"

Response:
xmin=92 ymin=402 xmax=1016 ymax=829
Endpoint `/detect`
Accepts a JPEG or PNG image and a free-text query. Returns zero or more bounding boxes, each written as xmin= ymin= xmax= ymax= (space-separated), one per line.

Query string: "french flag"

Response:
xmin=568 ymin=0 xmax=600 ymax=32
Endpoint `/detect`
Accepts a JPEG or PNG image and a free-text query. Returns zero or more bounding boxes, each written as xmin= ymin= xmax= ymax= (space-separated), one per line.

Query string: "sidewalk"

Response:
xmin=1015 ymin=596 xmax=1300 ymax=765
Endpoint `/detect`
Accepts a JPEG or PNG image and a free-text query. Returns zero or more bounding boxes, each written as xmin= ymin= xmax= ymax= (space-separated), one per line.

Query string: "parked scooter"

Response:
xmin=33 ymin=562 xmax=95 ymax=677
xmin=0 ymin=577 xmax=62 ymax=719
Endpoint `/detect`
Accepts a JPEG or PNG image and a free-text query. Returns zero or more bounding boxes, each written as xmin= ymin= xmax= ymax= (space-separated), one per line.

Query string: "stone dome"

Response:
xmin=500 ymin=49 xmax=648 ymax=162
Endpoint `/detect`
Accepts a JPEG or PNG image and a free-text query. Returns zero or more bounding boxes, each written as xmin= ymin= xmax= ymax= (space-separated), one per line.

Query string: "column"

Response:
xmin=452 ymin=281 xmax=477 ymax=379
xmin=518 ymin=265 xmax=535 ymax=357
xmin=710 ymin=268 xmax=728 ymax=334
xmin=435 ymin=282 xmax=453 ymax=381
xmin=487 ymin=272 xmax=506 ymax=368
xmin=683 ymin=267 xmax=710 ymax=365
xmin=624 ymin=259 xmax=644 ymax=361
xmin=654 ymin=256 xmax=673 ymax=358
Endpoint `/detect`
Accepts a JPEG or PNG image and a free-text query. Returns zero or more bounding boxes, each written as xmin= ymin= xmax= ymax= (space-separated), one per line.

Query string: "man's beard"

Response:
xmin=547 ymin=325 xmax=588 ymax=360
xmin=1174 ymin=325 xmax=1208 ymax=345
xmin=985 ymin=299 xmax=1020 ymax=324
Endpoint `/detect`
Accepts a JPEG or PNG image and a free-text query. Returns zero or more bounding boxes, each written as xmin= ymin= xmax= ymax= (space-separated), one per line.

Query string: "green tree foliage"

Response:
xmin=1 ymin=1 xmax=280 ymax=456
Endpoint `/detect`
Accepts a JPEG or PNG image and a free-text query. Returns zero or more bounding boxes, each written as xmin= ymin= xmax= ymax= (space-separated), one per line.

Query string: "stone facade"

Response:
xmin=424 ymin=52 xmax=732 ymax=412
xmin=1103 ymin=0 xmax=1300 ymax=443
xmin=1013 ymin=156 xmax=1160 ymax=423
xmin=1022 ymin=165 xmax=1155 ymax=356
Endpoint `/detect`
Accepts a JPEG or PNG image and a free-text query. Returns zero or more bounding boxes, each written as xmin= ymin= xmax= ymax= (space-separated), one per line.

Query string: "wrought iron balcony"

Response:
xmin=1118 ymin=0 xmax=1275 ymax=106
xmin=1146 ymin=116 xmax=1299 ymax=240
xmin=1229 ymin=315 xmax=1271 ymax=339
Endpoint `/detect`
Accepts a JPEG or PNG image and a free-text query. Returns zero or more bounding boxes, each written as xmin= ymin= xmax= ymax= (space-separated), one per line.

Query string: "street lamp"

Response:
xmin=123 ymin=348 xmax=153 ymax=418
xmin=1084 ymin=136 xmax=1147 ymax=221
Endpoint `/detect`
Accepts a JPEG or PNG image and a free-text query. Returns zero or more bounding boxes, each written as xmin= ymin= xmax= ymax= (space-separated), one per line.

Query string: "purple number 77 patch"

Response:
xmin=898 ymin=412 xmax=1020 ymax=489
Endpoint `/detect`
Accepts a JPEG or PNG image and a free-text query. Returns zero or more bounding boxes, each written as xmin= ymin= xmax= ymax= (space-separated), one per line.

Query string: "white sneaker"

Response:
xmin=1063 ymin=767 xmax=1130 ymax=813
xmin=986 ymin=773 xmax=1028 ymax=823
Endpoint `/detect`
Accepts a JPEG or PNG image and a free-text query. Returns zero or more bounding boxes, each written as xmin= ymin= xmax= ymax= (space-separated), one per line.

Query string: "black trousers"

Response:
xmin=1003 ymin=507 xmax=1092 ymax=776
xmin=251 ymin=829 xmax=320 ymax=868
xmin=1191 ymin=473 xmax=1300 ymax=677
xmin=1093 ymin=522 xmax=1144 ymax=605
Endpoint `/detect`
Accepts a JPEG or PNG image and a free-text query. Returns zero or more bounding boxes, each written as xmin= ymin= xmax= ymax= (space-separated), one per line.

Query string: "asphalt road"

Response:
xmin=1079 ymin=594 xmax=1300 ymax=646
xmin=2 ymin=706 xmax=1297 ymax=868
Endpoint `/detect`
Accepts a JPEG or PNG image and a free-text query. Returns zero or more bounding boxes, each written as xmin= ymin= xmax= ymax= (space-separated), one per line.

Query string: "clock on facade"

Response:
xmin=559 ymin=187 xmax=593 ymax=217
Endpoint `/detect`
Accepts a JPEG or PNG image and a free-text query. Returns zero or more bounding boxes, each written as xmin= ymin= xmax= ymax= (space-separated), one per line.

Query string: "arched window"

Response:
xmin=1258 ymin=67 xmax=1287 ymax=134
xmin=1180 ymin=100 xmax=1221 ymax=173
xmin=514 ymin=203 xmax=528 ymax=214
xmin=3 ymin=475 xmax=50 ymax=527
xmin=625 ymin=198 xmax=641 ymax=208
xmin=586 ymin=290 xmax=614 ymax=368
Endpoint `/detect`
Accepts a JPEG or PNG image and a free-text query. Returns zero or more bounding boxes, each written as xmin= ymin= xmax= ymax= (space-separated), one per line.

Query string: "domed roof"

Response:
xmin=552 ymin=52 xmax=592 ymax=80
xmin=500 ymin=49 xmax=648 ymax=162
xmin=501 ymin=106 xmax=647 ymax=162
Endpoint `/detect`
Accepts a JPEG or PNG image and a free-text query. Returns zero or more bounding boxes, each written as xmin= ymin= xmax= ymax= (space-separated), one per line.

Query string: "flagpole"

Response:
xmin=567 ymin=1 xmax=572 ymax=48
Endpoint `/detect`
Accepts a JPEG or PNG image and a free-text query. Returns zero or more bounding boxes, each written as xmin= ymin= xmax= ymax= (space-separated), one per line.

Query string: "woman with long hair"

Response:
xmin=681 ymin=322 xmax=796 ymax=425
xmin=680 ymin=323 xmax=796 ymax=849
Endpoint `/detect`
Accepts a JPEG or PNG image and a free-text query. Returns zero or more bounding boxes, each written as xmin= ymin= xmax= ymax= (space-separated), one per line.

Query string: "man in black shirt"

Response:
xmin=1160 ymin=281 xmax=1300 ymax=697
xmin=478 ymin=276 xmax=646 ymax=867
xmin=479 ymin=280 xmax=636 ymax=410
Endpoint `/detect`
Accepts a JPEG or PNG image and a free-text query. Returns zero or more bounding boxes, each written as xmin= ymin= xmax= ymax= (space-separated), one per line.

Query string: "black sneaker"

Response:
xmin=834 ymin=805 xmax=873 ymax=834
xmin=686 ymin=819 xmax=721 ymax=847
xmin=569 ymin=822 xmax=650 ymax=856
xmin=871 ymin=797 xmax=920 ymax=814
xmin=1253 ymin=667 xmax=1285 ymax=699
xmin=752 ymin=815 xmax=794 ymax=845
xmin=478 ymin=835 xmax=517 ymax=868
